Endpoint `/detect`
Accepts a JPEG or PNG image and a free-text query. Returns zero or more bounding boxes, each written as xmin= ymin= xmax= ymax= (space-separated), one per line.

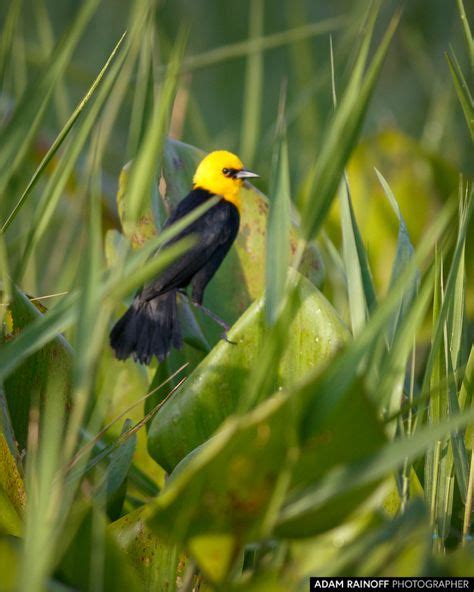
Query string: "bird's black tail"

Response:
xmin=109 ymin=290 xmax=182 ymax=364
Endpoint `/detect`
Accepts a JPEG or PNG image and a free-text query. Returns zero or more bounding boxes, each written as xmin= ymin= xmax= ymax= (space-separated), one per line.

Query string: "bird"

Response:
xmin=109 ymin=150 xmax=259 ymax=365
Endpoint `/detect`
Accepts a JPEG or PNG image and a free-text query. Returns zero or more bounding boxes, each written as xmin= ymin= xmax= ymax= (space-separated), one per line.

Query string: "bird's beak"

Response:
xmin=235 ymin=169 xmax=259 ymax=179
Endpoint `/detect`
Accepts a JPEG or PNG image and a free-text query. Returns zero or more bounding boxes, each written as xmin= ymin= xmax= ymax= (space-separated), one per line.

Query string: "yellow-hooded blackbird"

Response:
xmin=109 ymin=150 xmax=259 ymax=364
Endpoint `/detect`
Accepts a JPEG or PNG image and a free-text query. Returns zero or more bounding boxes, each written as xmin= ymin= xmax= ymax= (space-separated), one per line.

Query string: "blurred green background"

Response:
xmin=1 ymin=0 xmax=473 ymax=589
xmin=2 ymin=0 xmax=472 ymax=301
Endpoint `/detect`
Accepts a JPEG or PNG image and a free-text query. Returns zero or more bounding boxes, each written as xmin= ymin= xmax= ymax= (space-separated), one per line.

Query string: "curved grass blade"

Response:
xmin=301 ymin=10 xmax=400 ymax=242
xmin=0 ymin=0 xmax=100 ymax=199
xmin=419 ymin=187 xmax=473 ymax=414
xmin=0 ymin=0 xmax=22 ymax=87
xmin=123 ymin=32 xmax=186 ymax=230
xmin=240 ymin=0 xmax=264 ymax=165
xmin=16 ymin=35 xmax=131 ymax=280
xmin=375 ymin=168 xmax=417 ymax=346
xmin=178 ymin=16 xmax=347 ymax=73
xmin=456 ymin=0 xmax=473 ymax=71
xmin=265 ymin=90 xmax=291 ymax=325
xmin=1 ymin=31 xmax=127 ymax=234
xmin=339 ymin=177 xmax=367 ymax=335
xmin=446 ymin=49 xmax=474 ymax=140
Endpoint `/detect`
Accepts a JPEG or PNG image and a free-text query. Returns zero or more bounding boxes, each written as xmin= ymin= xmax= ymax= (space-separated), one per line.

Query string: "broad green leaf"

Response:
xmin=117 ymin=161 xmax=158 ymax=248
xmin=188 ymin=534 xmax=236 ymax=584
xmin=161 ymin=138 xmax=205 ymax=208
xmin=281 ymin=198 xmax=451 ymax=451
xmin=383 ymin=471 xmax=424 ymax=518
xmin=3 ymin=287 xmax=72 ymax=451
xmin=148 ymin=273 xmax=348 ymax=472
xmin=229 ymin=574 xmax=289 ymax=592
xmin=145 ymin=368 xmax=383 ymax=555
xmin=0 ymin=434 xmax=25 ymax=536
xmin=104 ymin=229 xmax=130 ymax=270
xmin=290 ymin=499 xmax=429 ymax=578
xmin=110 ymin=506 xmax=187 ymax=591
xmin=0 ymin=388 xmax=19 ymax=466
xmin=0 ymin=291 xmax=78 ymax=385
xmin=97 ymin=419 xmax=137 ymax=521
xmin=277 ymin=405 xmax=474 ymax=537
xmin=58 ymin=504 xmax=143 ymax=592
xmin=278 ymin=379 xmax=386 ymax=538
xmin=147 ymin=392 xmax=294 ymax=548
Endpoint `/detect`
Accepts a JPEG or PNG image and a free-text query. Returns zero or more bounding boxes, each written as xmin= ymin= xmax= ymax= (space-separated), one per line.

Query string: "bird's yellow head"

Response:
xmin=193 ymin=150 xmax=258 ymax=210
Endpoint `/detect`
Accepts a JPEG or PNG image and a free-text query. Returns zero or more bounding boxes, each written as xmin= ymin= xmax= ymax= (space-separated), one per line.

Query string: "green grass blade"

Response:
xmin=420 ymin=188 xmax=473 ymax=405
xmin=0 ymin=198 xmax=215 ymax=381
xmin=0 ymin=0 xmax=22 ymax=86
xmin=446 ymin=50 xmax=474 ymax=140
xmin=179 ymin=16 xmax=347 ymax=73
xmin=449 ymin=182 xmax=468 ymax=374
xmin=339 ymin=177 xmax=367 ymax=335
xmin=127 ymin=17 xmax=156 ymax=159
xmin=16 ymin=38 xmax=130 ymax=280
xmin=97 ymin=419 xmax=137 ymax=520
xmin=445 ymin=343 xmax=469 ymax=503
xmin=456 ymin=0 xmax=474 ymax=71
xmin=299 ymin=200 xmax=453 ymax=434
xmin=0 ymin=233 xmax=11 ymax=325
xmin=375 ymin=169 xmax=417 ymax=346
xmin=33 ymin=0 xmax=71 ymax=124
xmin=1 ymin=31 xmax=127 ymax=234
xmin=123 ymin=32 xmax=186 ymax=230
xmin=240 ymin=0 xmax=264 ymax=165
xmin=301 ymin=10 xmax=400 ymax=242
xmin=376 ymin=266 xmax=433 ymax=418
xmin=265 ymin=93 xmax=291 ymax=325
xmin=0 ymin=0 xmax=100 ymax=197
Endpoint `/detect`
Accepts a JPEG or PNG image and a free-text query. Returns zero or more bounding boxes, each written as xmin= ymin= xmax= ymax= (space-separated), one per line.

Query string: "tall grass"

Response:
xmin=0 ymin=0 xmax=473 ymax=590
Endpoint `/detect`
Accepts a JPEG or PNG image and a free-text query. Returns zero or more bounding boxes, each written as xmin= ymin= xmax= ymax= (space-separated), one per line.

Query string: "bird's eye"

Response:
xmin=222 ymin=168 xmax=230 ymax=176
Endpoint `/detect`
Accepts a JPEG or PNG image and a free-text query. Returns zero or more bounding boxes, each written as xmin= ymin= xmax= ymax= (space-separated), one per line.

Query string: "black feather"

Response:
xmin=109 ymin=188 xmax=240 ymax=364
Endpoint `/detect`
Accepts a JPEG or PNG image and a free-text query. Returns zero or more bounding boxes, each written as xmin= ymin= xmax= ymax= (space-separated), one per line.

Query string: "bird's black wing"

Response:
xmin=162 ymin=187 xmax=209 ymax=228
xmin=190 ymin=220 xmax=239 ymax=305
xmin=140 ymin=189 xmax=239 ymax=300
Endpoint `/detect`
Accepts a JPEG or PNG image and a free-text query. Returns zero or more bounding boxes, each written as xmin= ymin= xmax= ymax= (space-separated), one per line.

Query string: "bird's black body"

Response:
xmin=110 ymin=188 xmax=240 ymax=364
